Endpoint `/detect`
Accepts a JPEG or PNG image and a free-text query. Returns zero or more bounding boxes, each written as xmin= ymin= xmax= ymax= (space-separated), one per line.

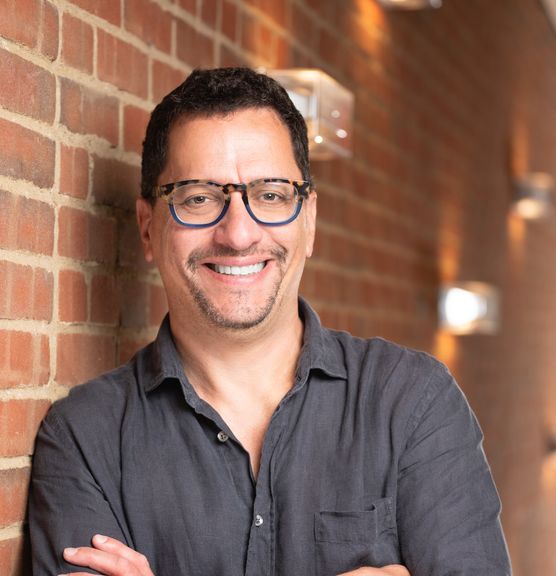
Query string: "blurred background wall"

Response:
xmin=0 ymin=0 xmax=555 ymax=574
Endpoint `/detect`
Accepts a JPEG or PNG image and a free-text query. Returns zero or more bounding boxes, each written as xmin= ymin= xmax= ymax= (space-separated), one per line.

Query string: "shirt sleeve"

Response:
xmin=396 ymin=365 xmax=512 ymax=576
xmin=29 ymin=410 xmax=129 ymax=576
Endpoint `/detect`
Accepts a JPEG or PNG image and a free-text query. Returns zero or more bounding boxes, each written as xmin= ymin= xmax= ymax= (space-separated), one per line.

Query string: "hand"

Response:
xmin=60 ymin=534 xmax=155 ymax=576
xmin=337 ymin=566 xmax=410 ymax=576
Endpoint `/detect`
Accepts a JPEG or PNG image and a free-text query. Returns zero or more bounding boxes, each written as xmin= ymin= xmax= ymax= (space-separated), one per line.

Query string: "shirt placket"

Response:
xmin=243 ymin=411 xmax=286 ymax=576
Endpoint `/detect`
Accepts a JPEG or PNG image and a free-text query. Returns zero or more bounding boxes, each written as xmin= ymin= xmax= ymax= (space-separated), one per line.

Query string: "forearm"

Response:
xmin=29 ymin=415 xmax=129 ymax=575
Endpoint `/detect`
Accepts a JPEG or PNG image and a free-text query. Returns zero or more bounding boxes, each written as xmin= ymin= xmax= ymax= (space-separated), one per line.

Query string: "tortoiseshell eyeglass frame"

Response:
xmin=153 ymin=177 xmax=312 ymax=228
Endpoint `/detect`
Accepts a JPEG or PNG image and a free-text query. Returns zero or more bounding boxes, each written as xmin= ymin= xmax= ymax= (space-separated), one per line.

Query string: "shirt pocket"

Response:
xmin=314 ymin=498 xmax=399 ymax=576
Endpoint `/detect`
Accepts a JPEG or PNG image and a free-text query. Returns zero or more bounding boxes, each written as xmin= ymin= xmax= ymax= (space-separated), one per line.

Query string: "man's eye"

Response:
xmin=256 ymin=190 xmax=289 ymax=203
xmin=185 ymin=195 xmax=210 ymax=205
xmin=261 ymin=192 xmax=280 ymax=202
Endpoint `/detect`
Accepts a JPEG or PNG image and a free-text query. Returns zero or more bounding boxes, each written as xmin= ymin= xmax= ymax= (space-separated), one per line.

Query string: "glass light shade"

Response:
xmin=439 ymin=282 xmax=500 ymax=335
xmin=513 ymin=173 xmax=554 ymax=220
xmin=377 ymin=0 xmax=442 ymax=9
xmin=268 ymin=69 xmax=354 ymax=160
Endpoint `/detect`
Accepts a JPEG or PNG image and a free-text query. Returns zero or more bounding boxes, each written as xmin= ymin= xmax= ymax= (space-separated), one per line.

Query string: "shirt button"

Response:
xmin=217 ymin=431 xmax=229 ymax=443
xmin=254 ymin=514 xmax=264 ymax=527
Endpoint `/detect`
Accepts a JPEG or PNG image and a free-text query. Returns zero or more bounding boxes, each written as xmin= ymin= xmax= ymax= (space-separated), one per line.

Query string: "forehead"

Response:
xmin=162 ymin=108 xmax=300 ymax=182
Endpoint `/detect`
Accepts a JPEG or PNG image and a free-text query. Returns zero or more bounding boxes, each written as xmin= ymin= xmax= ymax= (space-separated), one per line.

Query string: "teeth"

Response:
xmin=212 ymin=262 xmax=265 ymax=276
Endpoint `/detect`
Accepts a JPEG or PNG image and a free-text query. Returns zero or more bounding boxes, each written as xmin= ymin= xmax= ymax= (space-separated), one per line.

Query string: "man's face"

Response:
xmin=137 ymin=107 xmax=316 ymax=331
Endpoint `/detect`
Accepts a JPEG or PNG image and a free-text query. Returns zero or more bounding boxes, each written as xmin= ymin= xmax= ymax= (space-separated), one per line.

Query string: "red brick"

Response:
xmin=91 ymin=274 xmax=119 ymax=325
xmin=316 ymin=26 xmax=343 ymax=72
xmin=0 ymin=399 xmax=50 ymax=457
xmin=261 ymin=0 xmax=287 ymax=26
xmin=241 ymin=0 xmax=286 ymax=26
xmin=61 ymin=13 xmax=94 ymax=73
xmin=58 ymin=269 xmax=88 ymax=323
xmin=60 ymin=145 xmax=89 ymax=199
xmin=0 ymin=262 xmax=53 ymax=321
xmin=97 ymin=29 xmax=148 ymax=98
xmin=0 ymin=190 xmax=54 ymax=255
xmin=220 ymin=45 xmax=249 ymax=68
xmin=152 ymin=60 xmax=186 ymax=103
xmin=125 ymin=0 xmax=172 ymax=53
xmin=0 ymin=0 xmax=58 ymax=60
xmin=0 ymin=0 xmax=40 ymax=50
xmin=200 ymin=0 xmax=219 ymax=28
xmin=56 ymin=333 xmax=116 ymax=386
xmin=0 ymin=468 xmax=31 ymax=527
xmin=149 ymin=283 xmax=168 ymax=326
xmin=0 ymin=535 xmax=31 ymax=576
xmin=118 ymin=213 xmax=151 ymax=270
xmin=124 ymin=105 xmax=150 ymax=155
xmin=92 ymin=156 xmax=141 ymax=211
xmin=119 ymin=336 xmax=151 ymax=364
xmin=60 ymin=78 xmax=119 ymax=145
xmin=0 ymin=49 xmax=56 ymax=123
xmin=119 ymin=277 xmax=149 ymax=328
xmin=89 ymin=214 xmax=117 ymax=266
xmin=241 ymin=14 xmax=275 ymax=62
xmin=272 ymin=34 xmax=290 ymax=68
xmin=221 ymin=0 xmax=237 ymax=41
xmin=57 ymin=206 xmax=87 ymax=261
xmin=69 ymin=0 xmax=121 ymax=26
xmin=176 ymin=20 xmax=215 ymax=68
xmin=291 ymin=4 xmax=316 ymax=49
xmin=58 ymin=206 xmax=117 ymax=265
xmin=40 ymin=1 xmax=59 ymax=60
xmin=0 ymin=330 xmax=49 ymax=389
xmin=0 ymin=118 xmax=55 ymax=188
xmin=176 ymin=0 xmax=196 ymax=13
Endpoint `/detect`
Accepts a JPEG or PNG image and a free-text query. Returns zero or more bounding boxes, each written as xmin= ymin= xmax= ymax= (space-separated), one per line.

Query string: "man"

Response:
xmin=29 ymin=68 xmax=511 ymax=576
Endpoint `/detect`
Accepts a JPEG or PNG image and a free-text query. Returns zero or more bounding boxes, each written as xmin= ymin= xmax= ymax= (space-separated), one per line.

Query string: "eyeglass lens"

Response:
xmin=169 ymin=181 xmax=300 ymax=225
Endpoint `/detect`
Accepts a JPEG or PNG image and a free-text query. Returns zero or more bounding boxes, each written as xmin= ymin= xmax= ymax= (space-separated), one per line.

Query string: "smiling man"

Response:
xmin=29 ymin=68 xmax=511 ymax=576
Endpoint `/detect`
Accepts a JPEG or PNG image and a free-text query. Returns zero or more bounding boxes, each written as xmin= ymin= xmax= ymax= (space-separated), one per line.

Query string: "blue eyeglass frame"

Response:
xmin=153 ymin=177 xmax=312 ymax=228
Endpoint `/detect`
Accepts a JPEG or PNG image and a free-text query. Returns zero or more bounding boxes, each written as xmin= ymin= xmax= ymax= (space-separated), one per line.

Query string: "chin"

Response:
xmin=192 ymin=289 xmax=278 ymax=331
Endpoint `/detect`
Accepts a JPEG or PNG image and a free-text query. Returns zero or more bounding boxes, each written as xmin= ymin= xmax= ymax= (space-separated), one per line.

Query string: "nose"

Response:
xmin=212 ymin=192 xmax=263 ymax=251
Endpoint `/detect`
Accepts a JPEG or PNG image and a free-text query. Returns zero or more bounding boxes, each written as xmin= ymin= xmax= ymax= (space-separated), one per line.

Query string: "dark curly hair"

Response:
xmin=141 ymin=67 xmax=311 ymax=202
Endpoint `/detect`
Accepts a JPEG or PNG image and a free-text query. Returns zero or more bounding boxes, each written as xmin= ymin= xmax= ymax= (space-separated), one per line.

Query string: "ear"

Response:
xmin=136 ymin=198 xmax=155 ymax=262
xmin=304 ymin=191 xmax=317 ymax=258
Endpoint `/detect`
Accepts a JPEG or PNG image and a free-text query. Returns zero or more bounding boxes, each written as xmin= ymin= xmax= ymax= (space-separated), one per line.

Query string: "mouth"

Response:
xmin=206 ymin=262 xmax=267 ymax=276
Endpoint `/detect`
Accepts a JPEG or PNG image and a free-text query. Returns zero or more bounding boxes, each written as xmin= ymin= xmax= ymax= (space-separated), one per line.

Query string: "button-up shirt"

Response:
xmin=30 ymin=299 xmax=511 ymax=575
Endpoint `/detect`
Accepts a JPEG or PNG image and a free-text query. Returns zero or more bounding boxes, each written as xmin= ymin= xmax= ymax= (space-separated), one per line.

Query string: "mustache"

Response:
xmin=186 ymin=246 xmax=288 ymax=269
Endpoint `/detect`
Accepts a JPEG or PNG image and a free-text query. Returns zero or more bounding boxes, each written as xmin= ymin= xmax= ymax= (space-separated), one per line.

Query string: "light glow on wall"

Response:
xmin=513 ymin=173 xmax=554 ymax=220
xmin=439 ymin=282 xmax=500 ymax=335
xmin=376 ymin=0 xmax=442 ymax=10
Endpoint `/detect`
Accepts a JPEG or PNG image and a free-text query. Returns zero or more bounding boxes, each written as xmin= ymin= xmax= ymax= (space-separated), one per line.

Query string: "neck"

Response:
xmin=168 ymin=299 xmax=304 ymax=403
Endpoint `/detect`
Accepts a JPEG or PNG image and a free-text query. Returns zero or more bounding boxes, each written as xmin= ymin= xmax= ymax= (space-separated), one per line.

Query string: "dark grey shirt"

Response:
xmin=30 ymin=300 xmax=511 ymax=576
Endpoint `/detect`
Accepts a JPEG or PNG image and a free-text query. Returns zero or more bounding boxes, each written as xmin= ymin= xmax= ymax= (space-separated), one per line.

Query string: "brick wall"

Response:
xmin=0 ymin=0 xmax=555 ymax=574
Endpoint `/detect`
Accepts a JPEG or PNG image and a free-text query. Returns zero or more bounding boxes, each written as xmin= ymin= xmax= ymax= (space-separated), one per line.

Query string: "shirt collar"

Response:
xmin=296 ymin=297 xmax=347 ymax=381
xmin=141 ymin=297 xmax=347 ymax=394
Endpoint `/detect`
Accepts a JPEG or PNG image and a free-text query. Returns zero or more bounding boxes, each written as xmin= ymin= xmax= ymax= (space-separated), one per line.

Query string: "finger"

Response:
xmin=58 ymin=573 xmax=98 ymax=576
xmin=59 ymin=573 xmax=101 ymax=576
xmin=337 ymin=566 xmax=410 ymax=576
xmin=381 ymin=566 xmax=410 ymax=576
xmin=90 ymin=534 xmax=152 ymax=572
xmin=63 ymin=545 xmax=147 ymax=576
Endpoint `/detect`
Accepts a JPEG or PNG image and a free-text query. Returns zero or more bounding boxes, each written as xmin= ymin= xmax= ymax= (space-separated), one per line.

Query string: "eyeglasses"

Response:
xmin=153 ymin=178 xmax=312 ymax=228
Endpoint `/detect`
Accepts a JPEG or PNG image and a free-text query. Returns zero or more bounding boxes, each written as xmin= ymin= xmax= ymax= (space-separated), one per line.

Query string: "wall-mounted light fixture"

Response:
xmin=268 ymin=69 xmax=354 ymax=160
xmin=439 ymin=282 xmax=500 ymax=335
xmin=376 ymin=0 xmax=442 ymax=10
xmin=512 ymin=172 xmax=554 ymax=220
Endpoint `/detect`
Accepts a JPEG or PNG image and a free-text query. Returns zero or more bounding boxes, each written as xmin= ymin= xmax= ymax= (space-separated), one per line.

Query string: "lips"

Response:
xmin=207 ymin=262 xmax=266 ymax=276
